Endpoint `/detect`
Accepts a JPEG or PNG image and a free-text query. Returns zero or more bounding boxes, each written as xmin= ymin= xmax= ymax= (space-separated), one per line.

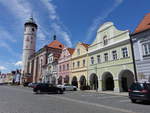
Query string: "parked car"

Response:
xmin=28 ymin=83 xmax=37 ymax=88
xmin=23 ymin=82 xmax=30 ymax=87
xmin=57 ymin=84 xmax=77 ymax=91
xmin=33 ymin=83 xmax=64 ymax=94
xmin=128 ymin=82 xmax=150 ymax=103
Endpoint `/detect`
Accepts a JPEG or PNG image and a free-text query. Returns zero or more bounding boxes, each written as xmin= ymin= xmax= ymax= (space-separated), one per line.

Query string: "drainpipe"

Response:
xmin=130 ymin=35 xmax=138 ymax=82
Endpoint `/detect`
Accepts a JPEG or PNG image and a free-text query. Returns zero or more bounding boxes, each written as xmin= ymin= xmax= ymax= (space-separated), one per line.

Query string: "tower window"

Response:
xmin=32 ymin=28 xmax=35 ymax=32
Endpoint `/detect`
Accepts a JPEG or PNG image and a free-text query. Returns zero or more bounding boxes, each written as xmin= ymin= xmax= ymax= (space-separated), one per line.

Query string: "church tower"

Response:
xmin=22 ymin=16 xmax=38 ymax=75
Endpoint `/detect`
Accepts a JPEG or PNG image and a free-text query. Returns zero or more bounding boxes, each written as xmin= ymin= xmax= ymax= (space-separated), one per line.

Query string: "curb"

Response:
xmin=81 ymin=90 xmax=128 ymax=97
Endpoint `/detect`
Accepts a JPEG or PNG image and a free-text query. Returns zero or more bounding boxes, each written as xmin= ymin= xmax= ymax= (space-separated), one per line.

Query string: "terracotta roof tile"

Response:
xmin=80 ymin=43 xmax=90 ymax=49
xmin=47 ymin=40 xmax=65 ymax=49
xmin=67 ymin=48 xmax=75 ymax=55
xmin=134 ymin=13 xmax=150 ymax=33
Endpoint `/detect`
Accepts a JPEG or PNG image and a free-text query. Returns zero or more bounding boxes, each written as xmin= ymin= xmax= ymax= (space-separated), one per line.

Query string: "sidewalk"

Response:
xmin=83 ymin=90 xmax=128 ymax=97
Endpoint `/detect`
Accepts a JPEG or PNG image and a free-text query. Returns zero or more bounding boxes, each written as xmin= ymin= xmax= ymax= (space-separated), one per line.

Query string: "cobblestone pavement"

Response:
xmin=0 ymin=85 xmax=150 ymax=113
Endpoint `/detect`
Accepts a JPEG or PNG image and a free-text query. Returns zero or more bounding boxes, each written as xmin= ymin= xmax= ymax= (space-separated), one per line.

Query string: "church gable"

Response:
xmin=47 ymin=37 xmax=65 ymax=49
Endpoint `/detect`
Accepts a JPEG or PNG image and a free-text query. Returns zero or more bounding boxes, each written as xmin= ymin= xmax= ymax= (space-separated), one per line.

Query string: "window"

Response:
xmin=77 ymin=61 xmax=80 ymax=68
xmin=32 ymin=28 xmax=35 ymax=32
xmin=67 ymin=64 xmax=69 ymax=70
xmin=83 ymin=59 xmax=85 ymax=67
xmin=112 ymin=50 xmax=117 ymax=60
xmin=24 ymin=28 xmax=26 ymax=32
xmin=97 ymin=55 xmax=101 ymax=63
xmin=103 ymin=35 xmax=108 ymax=45
xmin=143 ymin=43 xmax=150 ymax=56
xmin=91 ymin=57 xmax=94 ymax=64
xmin=73 ymin=62 xmax=75 ymax=68
xmin=122 ymin=47 xmax=128 ymax=58
xmin=104 ymin=53 xmax=108 ymax=62
xmin=59 ymin=45 xmax=62 ymax=48
xmin=77 ymin=49 xmax=80 ymax=55
xmin=63 ymin=65 xmax=65 ymax=71
xmin=59 ymin=66 xmax=61 ymax=72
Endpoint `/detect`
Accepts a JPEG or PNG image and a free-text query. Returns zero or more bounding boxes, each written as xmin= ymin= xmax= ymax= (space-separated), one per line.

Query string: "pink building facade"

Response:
xmin=58 ymin=47 xmax=74 ymax=84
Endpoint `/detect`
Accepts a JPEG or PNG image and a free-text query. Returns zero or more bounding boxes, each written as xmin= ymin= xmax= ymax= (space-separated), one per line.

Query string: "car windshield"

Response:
xmin=64 ymin=84 xmax=70 ymax=86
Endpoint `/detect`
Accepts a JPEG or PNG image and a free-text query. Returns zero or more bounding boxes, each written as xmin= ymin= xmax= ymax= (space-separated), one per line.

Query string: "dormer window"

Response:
xmin=59 ymin=45 xmax=62 ymax=48
xmin=103 ymin=35 xmax=108 ymax=46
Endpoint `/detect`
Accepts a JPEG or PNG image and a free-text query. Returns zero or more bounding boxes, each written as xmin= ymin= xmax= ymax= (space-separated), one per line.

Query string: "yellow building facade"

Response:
xmin=70 ymin=42 xmax=89 ymax=89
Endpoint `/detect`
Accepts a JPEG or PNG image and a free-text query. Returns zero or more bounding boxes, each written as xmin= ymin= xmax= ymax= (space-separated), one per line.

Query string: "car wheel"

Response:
xmin=73 ymin=88 xmax=77 ymax=91
xmin=63 ymin=88 xmax=66 ymax=91
xmin=36 ymin=90 xmax=41 ymax=94
xmin=131 ymin=99 xmax=136 ymax=103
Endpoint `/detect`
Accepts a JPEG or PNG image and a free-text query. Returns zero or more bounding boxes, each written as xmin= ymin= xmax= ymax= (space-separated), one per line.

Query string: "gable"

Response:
xmin=89 ymin=22 xmax=129 ymax=53
xmin=47 ymin=40 xmax=65 ymax=49
xmin=72 ymin=43 xmax=88 ymax=58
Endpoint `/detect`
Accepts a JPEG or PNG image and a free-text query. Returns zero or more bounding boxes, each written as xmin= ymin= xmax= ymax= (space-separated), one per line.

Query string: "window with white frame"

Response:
xmin=77 ymin=49 xmax=80 ymax=55
xmin=83 ymin=59 xmax=85 ymax=67
xmin=143 ymin=43 xmax=150 ymax=56
xmin=103 ymin=35 xmax=108 ymax=46
xmin=59 ymin=66 xmax=61 ymax=72
xmin=67 ymin=64 xmax=69 ymax=70
xmin=122 ymin=47 xmax=128 ymax=58
xmin=112 ymin=50 xmax=117 ymax=60
xmin=104 ymin=53 xmax=108 ymax=62
xmin=97 ymin=55 xmax=101 ymax=63
xmin=63 ymin=64 xmax=65 ymax=71
xmin=73 ymin=62 xmax=75 ymax=68
xmin=77 ymin=61 xmax=80 ymax=68
xmin=91 ymin=57 xmax=94 ymax=64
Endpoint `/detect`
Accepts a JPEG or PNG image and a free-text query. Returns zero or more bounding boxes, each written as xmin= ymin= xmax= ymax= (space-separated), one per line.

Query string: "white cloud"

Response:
xmin=0 ymin=27 xmax=17 ymax=43
xmin=0 ymin=0 xmax=72 ymax=48
xmin=0 ymin=42 xmax=15 ymax=56
xmin=40 ymin=0 xmax=58 ymax=20
xmin=51 ymin=23 xmax=72 ymax=47
xmin=40 ymin=0 xmax=73 ymax=47
xmin=0 ymin=0 xmax=31 ymax=22
xmin=86 ymin=0 xmax=123 ymax=42
xmin=15 ymin=61 xmax=22 ymax=67
xmin=0 ymin=66 xmax=7 ymax=71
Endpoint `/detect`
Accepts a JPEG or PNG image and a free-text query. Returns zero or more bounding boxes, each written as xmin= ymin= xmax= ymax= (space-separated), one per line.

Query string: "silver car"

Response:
xmin=57 ymin=84 xmax=77 ymax=91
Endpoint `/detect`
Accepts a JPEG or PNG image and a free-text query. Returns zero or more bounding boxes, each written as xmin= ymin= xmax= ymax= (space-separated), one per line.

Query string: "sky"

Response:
xmin=0 ymin=0 xmax=149 ymax=73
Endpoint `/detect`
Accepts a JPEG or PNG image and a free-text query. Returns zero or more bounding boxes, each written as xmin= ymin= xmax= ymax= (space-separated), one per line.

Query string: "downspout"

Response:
xmin=130 ymin=34 xmax=138 ymax=82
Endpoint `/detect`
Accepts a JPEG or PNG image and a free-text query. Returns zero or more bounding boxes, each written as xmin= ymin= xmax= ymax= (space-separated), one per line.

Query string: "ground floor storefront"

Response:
xmin=70 ymin=71 xmax=88 ymax=89
xmin=87 ymin=63 xmax=135 ymax=92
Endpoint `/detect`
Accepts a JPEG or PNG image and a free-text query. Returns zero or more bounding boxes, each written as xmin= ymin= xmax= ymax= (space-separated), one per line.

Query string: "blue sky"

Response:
xmin=0 ymin=0 xmax=149 ymax=73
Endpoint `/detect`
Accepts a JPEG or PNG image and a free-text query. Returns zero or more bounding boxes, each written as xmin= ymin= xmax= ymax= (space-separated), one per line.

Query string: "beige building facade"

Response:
xmin=88 ymin=22 xmax=135 ymax=92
